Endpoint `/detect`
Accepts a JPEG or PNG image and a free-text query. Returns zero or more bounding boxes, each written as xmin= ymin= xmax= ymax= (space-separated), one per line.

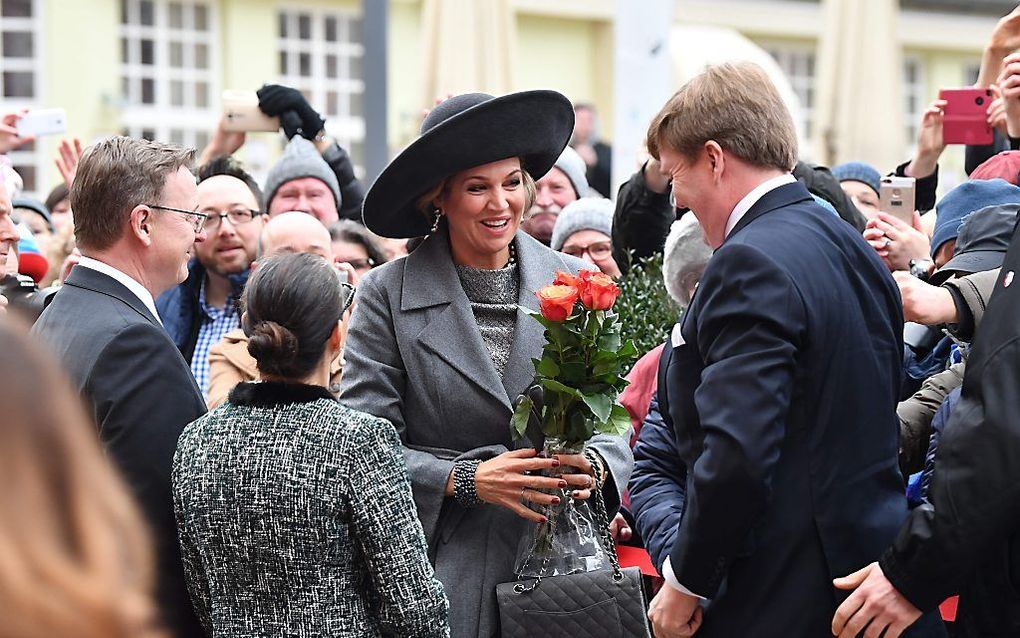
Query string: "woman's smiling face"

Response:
xmin=436 ymin=157 xmax=528 ymax=268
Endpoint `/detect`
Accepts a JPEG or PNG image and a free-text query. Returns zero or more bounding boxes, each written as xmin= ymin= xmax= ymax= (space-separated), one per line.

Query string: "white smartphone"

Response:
xmin=221 ymin=90 xmax=279 ymax=133
xmin=16 ymin=108 xmax=67 ymax=137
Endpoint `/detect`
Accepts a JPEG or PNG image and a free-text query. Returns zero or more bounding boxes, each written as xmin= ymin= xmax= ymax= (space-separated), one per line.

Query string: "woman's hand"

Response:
xmin=863 ymin=212 xmax=930 ymax=272
xmin=554 ymin=453 xmax=599 ymax=500
xmin=473 ymin=449 xmax=565 ymax=523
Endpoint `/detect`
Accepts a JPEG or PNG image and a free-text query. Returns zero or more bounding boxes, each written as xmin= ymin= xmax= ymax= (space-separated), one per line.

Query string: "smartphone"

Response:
xmin=221 ymin=90 xmax=279 ymax=133
xmin=879 ymin=176 xmax=916 ymax=223
xmin=939 ymin=88 xmax=994 ymax=145
xmin=16 ymin=108 xmax=67 ymax=137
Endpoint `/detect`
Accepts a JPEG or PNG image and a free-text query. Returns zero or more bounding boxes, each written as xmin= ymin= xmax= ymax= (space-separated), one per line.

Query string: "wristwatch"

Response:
xmin=909 ymin=258 xmax=933 ymax=282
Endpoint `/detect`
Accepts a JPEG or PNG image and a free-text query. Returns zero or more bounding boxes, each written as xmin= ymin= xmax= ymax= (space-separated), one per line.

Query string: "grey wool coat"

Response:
xmin=172 ymin=381 xmax=450 ymax=637
xmin=340 ymin=230 xmax=634 ymax=638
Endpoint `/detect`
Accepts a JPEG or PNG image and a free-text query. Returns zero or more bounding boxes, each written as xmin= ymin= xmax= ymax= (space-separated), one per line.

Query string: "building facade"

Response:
xmin=0 ymin=0 xmax=1011 ymax=198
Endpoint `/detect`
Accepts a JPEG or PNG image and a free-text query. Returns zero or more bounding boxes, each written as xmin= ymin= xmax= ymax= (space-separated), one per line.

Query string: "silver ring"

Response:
xmin=520 ymin=487 xmax=527 ymax=502
xmin=884 ymin=238 xmax=892 ymax=249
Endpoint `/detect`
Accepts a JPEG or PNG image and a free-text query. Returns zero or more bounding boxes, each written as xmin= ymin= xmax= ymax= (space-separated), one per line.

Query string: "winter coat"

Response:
xmin=339 ymin=229 xmax=633 ymax=637
xmin=173 ymin=381 xmax=449 ymax=637
xmin=205 ymin=327 xmax=343 ymax=409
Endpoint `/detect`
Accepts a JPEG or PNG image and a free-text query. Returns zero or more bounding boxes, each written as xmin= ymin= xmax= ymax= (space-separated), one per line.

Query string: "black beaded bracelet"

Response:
xmin=452 ymin=459 xmax=483 ymax=508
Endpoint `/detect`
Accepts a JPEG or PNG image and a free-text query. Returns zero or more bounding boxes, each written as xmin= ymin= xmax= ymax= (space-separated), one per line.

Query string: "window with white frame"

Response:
xmin=277 ymin=7 xmax=365 ymax=174
xmin=0 ymin=0 xmax=42 ymax=196
xmin=120 ymin=0 xmax=216 ymax=151
xmin=763 ymin=43 xmax=817 ymax=141
xmin=904 ymin=55 xmax=927 ymax=149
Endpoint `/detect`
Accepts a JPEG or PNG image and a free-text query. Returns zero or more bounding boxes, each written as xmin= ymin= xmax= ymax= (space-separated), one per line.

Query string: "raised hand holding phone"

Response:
xmin=939 ymin=88 xmax=994 ymax=145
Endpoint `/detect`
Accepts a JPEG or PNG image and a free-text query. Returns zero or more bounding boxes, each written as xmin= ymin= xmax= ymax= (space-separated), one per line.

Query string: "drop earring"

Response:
xmin=430 ymin=208 xmax=443 ymax=233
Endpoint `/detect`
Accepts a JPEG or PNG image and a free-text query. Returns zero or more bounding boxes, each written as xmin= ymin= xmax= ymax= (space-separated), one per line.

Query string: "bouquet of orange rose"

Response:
xmin=511 ymin=269 xmax=637 ymax=578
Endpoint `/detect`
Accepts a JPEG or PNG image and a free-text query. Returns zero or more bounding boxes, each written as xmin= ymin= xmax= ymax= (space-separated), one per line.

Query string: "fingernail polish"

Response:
xmin=551 ymin=497 xmax=561 ymax=505
xmin=572 ymin=490 xmax=581 ymax=498
xmin=551 ymin=459 xmax=561 ymax=467
xmin=558 ymin=480 xmax=568 ymax=488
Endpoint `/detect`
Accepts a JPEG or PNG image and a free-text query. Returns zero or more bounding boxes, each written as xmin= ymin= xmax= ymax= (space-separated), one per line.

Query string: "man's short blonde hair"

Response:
xmin=646 ymin=62 xmax=798 ymax=172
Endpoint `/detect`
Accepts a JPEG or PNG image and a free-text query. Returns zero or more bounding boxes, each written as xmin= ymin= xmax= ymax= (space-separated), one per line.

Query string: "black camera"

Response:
xmin=0 ymin=273 xmax=48 ymax=320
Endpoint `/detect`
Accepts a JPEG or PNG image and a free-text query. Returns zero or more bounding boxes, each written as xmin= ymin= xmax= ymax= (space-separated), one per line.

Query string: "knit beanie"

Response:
xmin=932 ymin=178 xmax=1020 ymax=258
xmin=832 ymin=161 xmax=882 ymax=195
xmin=12 ymin=197 xmax=54 ymax=233
xmin=553 ymin=146 xmax=589 ymax=198
xmin=550 ymin=197 xmax=613 ymax=251
xmin=264 ymin=137 xmax=342 ymax=212
xmin=15 ymin=222 xmax=48 ymax=283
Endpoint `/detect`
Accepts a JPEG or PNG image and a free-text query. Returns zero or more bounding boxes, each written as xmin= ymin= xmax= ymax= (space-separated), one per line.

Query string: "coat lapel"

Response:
xmin=402 ymin=231 xmax=512 ymax=409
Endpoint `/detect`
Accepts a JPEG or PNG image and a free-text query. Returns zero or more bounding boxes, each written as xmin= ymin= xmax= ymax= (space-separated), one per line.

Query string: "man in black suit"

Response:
xmin=644 ymin=63 xmax=944 ymax=638
xmin=33 ymin=137 xmax=208 ymax=637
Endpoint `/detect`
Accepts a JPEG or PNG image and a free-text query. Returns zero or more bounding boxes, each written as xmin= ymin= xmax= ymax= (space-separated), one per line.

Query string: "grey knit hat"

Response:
xmin=551 ymin=196 xmax=613 ymax=251
xmin=553 ymin=146 xmax=590 ymax=198
xmin=264 ymin=137 xmax=342 ymax=211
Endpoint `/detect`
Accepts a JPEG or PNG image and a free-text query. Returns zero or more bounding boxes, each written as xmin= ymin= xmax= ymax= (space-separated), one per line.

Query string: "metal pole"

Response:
xmin=362 ymin=0 xmax=389 ymax=184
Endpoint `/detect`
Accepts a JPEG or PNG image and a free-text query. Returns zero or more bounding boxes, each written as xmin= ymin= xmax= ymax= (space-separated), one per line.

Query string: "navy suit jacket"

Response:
xmin=660 ymin=181 xmax=940 ymax=636
xmin=32 ymin=266 xmax=207 ymax=637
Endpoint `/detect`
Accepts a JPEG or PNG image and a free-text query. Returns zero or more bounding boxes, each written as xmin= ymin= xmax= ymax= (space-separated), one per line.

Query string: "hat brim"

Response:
xmin=929 ymin=249 xmax=1005 ymax=285
xmin=362 ymin=90 xmax=575 ymax=239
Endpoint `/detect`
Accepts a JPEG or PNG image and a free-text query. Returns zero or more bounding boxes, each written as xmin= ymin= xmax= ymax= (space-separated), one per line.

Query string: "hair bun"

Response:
xmin=247 ymin=320 xmax=299 ymax=375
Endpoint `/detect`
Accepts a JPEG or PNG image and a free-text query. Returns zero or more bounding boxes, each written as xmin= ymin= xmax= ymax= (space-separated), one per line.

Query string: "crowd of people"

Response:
xmin=8 ymin=5 xmax=1020 ymax=638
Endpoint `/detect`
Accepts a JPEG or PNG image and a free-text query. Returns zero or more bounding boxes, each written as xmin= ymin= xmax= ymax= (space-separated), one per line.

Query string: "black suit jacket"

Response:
xmin=660 ymin=181 xmax=944 ymax=637
xmin=32 ymin=266 xmax=207 ymax=638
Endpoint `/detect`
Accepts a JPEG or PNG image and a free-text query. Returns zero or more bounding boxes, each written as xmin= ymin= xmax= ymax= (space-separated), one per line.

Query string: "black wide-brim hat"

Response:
xmin=362 ymin=90 xmax=575 ymax=239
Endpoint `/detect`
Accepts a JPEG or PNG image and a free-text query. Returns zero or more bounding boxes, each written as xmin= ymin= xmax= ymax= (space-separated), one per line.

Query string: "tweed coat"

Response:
xmin=172 ymin=381 xmax=449 ymax=637
xmin=340 ymin=230 xmax=634 ymax=637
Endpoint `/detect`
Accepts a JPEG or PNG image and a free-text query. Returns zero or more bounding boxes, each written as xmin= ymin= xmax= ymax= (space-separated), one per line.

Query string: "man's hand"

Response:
xmin=609 ymin=512 xmax=632 ymax=542
xmin=198 ymin=115 xmax=246 ymax=166
xmin=648 ymin=583 xmax=704 ymax=638
xmin=893 ymin=271 xmax=958 ymax=325
xmin=257 ymin=83 xmax=325 ymax=141
xmin=0 ymin=110 xmax=34 ymax=155
xmin=905 ymin=99 xmax=947 ymax=178
xmin=832 ymin=562 xmax=922 ymax=638
xmin=998 ymin=52 xmax=1020 ymax=138
xmin=54 ymin=138 xmax=83 ymax=188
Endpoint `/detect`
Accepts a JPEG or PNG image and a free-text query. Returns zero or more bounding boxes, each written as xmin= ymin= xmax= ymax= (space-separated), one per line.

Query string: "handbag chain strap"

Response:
xmin=513 ymin=464 xmax=623 ymax=594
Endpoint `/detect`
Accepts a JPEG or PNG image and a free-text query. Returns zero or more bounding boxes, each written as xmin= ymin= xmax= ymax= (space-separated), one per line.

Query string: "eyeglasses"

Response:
xmin=342 ymin=258 xmax=374 ymax=271
xmin=202 ymin=208 xmax=263 ymax=231
xmin=147 ymin=204 xmax=208 ymax=234
xmin=562 ymin=241 xmax=612 ymax=260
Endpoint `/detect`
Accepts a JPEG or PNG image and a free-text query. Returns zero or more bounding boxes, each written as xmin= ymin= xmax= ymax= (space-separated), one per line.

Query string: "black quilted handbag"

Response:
xmin=495 ymin=475 xmax=653 ymax=637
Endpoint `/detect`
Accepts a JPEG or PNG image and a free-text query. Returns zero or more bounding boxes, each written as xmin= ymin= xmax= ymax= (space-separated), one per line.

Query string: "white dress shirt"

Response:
xmin=661 ymin=171 xmax=796 ymax=600
xmin=76 ymin=256 xmax=164 ymax=326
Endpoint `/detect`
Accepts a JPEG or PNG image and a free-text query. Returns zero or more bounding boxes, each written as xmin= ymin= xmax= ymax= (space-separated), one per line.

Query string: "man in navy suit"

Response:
xmin=33 ymin=137 xmax=208 ymax=637
xmin=644 ymin=62 xmax=944 ymax=638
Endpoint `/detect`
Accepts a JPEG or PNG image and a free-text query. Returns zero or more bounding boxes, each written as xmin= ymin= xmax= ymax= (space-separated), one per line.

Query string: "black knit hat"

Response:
xmin=362 ymin=90 xmax=574 ymax=239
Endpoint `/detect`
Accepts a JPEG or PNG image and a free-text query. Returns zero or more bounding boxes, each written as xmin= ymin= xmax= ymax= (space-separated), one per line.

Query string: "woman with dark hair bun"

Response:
xmin=172 ymin=252 xmax=449 ymax=637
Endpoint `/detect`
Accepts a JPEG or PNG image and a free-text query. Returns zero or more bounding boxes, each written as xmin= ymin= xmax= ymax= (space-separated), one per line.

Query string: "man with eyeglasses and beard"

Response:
xmin=520 ymin=145 xmax=590 ymax=245
xmin=156 ymin=155 xmax=265 ymax=398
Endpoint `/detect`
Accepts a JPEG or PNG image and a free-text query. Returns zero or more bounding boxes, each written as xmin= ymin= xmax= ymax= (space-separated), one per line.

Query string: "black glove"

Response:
xmin=256 ymin=84 xmax=326 ymax=140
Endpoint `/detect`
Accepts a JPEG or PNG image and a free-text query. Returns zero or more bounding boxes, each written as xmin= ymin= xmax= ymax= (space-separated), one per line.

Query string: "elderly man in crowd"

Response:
xmin=156 ymin=156 xmax=265 ymax=397
xmin=642 ymin=62 xmax=944 ymax=638
xmin=520 ymin=145 xmax=589 ymax=245
xmin=205 ymin=211 xmax=345 ymax=408
xmin=31 ymin=137 xmax=207 ymax=638
xmin=550 ymin=196 xmax=621 ymax=277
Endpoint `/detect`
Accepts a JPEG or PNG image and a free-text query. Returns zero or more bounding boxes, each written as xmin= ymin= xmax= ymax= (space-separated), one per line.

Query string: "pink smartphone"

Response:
xmin=939 ymin=88 xmax=994 ymax=145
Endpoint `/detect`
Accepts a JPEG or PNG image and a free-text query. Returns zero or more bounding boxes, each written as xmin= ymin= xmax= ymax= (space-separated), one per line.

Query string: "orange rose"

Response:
xmin=536 ymin=284 xmax=579 ymax=322
xmin=553 ymin=271 xmax=579 ymax=288
xmin=578 ymin=270 xmax=620 ymax=310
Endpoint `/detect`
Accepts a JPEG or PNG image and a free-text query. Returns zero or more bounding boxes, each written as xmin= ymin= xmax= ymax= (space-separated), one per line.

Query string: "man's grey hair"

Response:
xmin=662 ymin=214 xmax=713 ymax=308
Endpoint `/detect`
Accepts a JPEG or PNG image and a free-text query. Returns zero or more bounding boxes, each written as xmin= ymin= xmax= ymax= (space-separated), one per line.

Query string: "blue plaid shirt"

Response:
xmin=190 ymin=278 xmax=239 ymax=397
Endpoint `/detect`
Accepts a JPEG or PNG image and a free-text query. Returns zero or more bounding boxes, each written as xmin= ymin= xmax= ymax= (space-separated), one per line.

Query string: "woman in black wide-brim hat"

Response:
xmin=340 ymin=91 xmax=632 ymax=636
